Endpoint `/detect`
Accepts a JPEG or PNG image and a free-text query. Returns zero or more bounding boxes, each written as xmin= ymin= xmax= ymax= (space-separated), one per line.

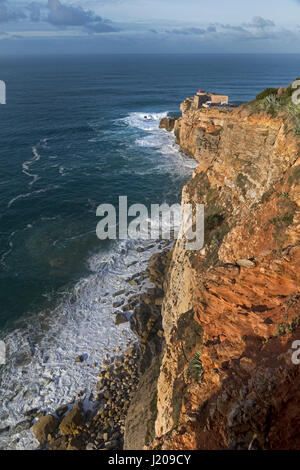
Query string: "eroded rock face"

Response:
xmin=59 ymin=401 xmax=84 ymax=436
xmin=159 ymin=117 xmax=176 ymax=132
xmin=150 ymin=100 xmax=300 ymax=449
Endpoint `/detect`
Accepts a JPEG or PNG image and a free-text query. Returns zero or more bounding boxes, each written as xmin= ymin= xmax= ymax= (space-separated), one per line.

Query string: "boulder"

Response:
xmin=49 ymin=436 xmax=68 ymax=451
xmin=59 ymin=401 xmax=84 ymax=435
xmin=75 ymin=354 xmax=85 ymax=363
xmin=105 ymin=439 xmax=119 ymax=450
xmin=113 ymin=289 xmax=126 ymax=297
xmin=86 ymin=443 xmax=96 ymax=450
xmin=67 ymin=437 xmax=84 ymax=450
xmin=33 ymin=414 xmax=59 ymax=445
xmin=148 ymin=250 xmax=171 ymax=288
xmin=236 ymin=259 xmax=256 ymax=269
xmin=159 ymin=117 xmax=176 ymax=132
xmin=55 ymin=404 xmax=69 ymax=418
xmin=115 ymin=312 xmax=128 ymax=326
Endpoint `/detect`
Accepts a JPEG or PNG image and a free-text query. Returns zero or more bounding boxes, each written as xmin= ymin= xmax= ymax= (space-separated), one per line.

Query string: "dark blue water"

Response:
xmin=0 ymin=54 xmax=300 ymax=449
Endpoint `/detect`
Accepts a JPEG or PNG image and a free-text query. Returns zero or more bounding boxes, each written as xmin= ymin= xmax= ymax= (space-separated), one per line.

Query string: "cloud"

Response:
xmin=252 ymin=16 xmax=275 ymax=29
xmin=11 ymin=0 xmax=118 ymax=32
xmin=28 ymin=2 xmax=42 ymax=22
xmin=0 ymin=2 xmax=298 ymax=54
xmin=0 ymin=0 xmax=25 ymax=23
xmin=206 ymin=25 xmax=216 ymax=33
xmin=47 ymin=0 xmax=99 ymax=26
xmin=245 ymin=16 xmax=275 ymax=30
xmin=44 ymin=0 xmax=119 ymax=32
xmin=165 ymin=26 xmax=208 ymax=36
xmin=162 ymin=17 xmax=276 ymax=39
xmin=87 ymin=20 xmax=119 ymax=33
xmin=221 ymin=23 xmax=247 ymax=33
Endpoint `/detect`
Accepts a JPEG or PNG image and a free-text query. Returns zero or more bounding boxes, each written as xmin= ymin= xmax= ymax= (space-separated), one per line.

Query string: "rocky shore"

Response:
xmin=31 ymin=245 xmax=171 ymax=450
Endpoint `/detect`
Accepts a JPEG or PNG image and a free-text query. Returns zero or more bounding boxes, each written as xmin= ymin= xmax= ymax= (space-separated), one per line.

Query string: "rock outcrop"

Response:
xmin=59 ymin=401 xmax=84 ymax=436
xmin=130 ymin=87 xmax=300 ymax=450
xmin=159 ymin=117 xmax=176 ymax=132
xmin=33 ymin=414 xmax=59 ymax=445
xmin=124 ymin=250 xmax=170 ymax=449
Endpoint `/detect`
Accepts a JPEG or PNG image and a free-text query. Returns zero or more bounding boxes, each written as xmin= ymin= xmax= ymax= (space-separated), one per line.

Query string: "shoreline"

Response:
xmin=25 ymin=242 xmax=172 ymax=450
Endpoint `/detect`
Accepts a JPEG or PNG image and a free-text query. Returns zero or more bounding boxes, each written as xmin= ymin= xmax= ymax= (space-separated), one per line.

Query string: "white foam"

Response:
xmin=0 ymin=231 xmax=16 ymax=267
xmin=22 ymin=145 xmax=42 ymax=187
xmin=120 ymin=111 xmax=198 ymax=177
xmin=119 ymin=112 xmax=168 ymax=132
xmin=7 ymin=186 xmax=59 ymax=209
xmin=135 ymin=136 xmax=158 ymax=148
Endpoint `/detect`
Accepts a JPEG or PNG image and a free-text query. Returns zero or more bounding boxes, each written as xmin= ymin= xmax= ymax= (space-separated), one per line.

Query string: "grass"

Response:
xmin=245 ymin=80 xmax=300 ymax=135
xmin=256 ymin=88 xmax=278 ymax=101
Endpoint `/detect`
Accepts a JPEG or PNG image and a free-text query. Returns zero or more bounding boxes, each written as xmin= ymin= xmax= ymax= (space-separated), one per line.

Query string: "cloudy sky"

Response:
xmin=0 ymin=0 xmax=300 ymax=54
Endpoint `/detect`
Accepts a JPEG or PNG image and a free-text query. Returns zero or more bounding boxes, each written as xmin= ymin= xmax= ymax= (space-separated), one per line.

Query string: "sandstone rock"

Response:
xmin=105 ymin=439 xmax=119 ymax=450
xmin=59 ymin=402 xmax=84 ymax=436
xmin=113 ymin=289 xmax=126 ymax=297
xmin=67 ymin=437 xmax=83 ymax=450
xmin=111 ymin=431 xmax=121 ymax=440
xmin=33 ymin=414 xmax=59 ymax=445
xmin=75 ymin=355 xmax=85 ymax=363
xmin=56 ymin=405 xmax=69 ymax=418
xmin=122 ymin=304 xmax=132 ymax=312
xmin=159 ymin=117 xmax=176 ymax=132
xmin=86 ymin=443 xmax=96 ymax=450
xmin=236 ymin=259 xmax=256 ymax=268
xmin=115 ymin=312 xmax=128 ymax=325
xmin=49 ymin=436 xmax=69 ymax=451
xmin=24 ymin=408 xmax=40 ymax=418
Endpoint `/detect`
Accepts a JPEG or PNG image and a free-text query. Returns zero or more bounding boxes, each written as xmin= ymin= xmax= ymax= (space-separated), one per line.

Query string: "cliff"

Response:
xmin=125 ymin=86 xmax=300 ymax=450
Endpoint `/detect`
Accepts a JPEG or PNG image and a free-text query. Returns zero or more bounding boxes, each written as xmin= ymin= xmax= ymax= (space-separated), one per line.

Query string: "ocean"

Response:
xmin=0 ymin=53 xmax=299 ymax=449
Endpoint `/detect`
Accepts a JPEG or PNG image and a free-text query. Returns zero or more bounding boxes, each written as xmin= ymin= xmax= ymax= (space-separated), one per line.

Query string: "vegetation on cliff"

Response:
xmin=247 ymin=81 xmax=300 ymax=135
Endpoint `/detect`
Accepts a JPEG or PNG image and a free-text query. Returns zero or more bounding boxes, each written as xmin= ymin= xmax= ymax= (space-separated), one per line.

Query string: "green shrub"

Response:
xmin=205 ymin=213 xmax=224 ymax=231
xmin=276 ymin=316 xmax=300 ymax=336
xmin=256 ymin=88 xmax=278 ymax=101
xmin=188 ymin=350 xmax=205 ymax=382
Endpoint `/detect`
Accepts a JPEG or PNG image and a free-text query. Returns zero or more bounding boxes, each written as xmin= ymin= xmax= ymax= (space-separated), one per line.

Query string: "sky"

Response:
xmin=0 ymin=0 xmax=300 ymax=54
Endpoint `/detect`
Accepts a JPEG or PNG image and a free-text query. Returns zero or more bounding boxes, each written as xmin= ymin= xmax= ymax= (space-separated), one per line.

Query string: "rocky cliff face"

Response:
xmin=144 ymin=92 xmax=300 ymax=450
